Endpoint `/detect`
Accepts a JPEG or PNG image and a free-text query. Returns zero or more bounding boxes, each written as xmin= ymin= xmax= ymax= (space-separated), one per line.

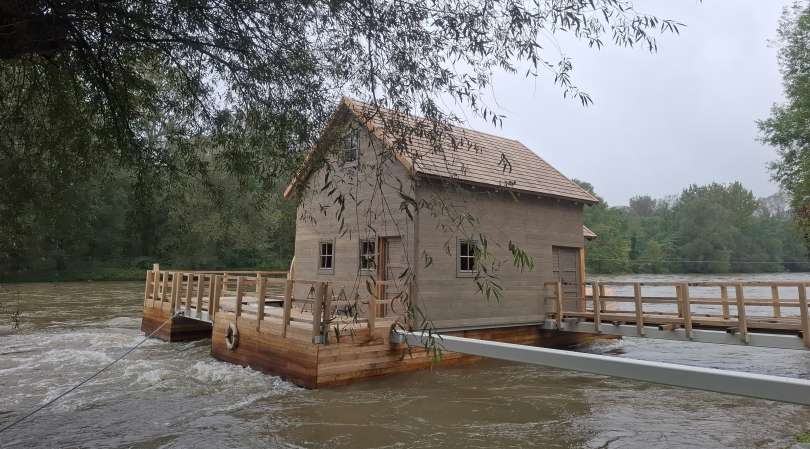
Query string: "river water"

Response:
xmin=1 ymin=274 xmax=809 ymax=449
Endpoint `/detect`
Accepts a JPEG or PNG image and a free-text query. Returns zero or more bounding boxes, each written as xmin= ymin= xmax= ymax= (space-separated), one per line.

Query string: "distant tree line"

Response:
xmin=577 ymin=180 xmax=810 ymax=274
xmin=0 ymin=154 xmax=296 ymax=281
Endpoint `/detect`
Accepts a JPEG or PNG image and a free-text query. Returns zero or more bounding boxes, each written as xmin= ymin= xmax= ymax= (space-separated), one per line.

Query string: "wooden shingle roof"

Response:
xmin=285 ymin=97 xmax=599 ymax=204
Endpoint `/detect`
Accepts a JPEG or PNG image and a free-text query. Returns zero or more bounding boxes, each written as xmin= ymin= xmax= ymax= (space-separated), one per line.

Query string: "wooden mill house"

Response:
xmin=141 ymin=98 xmax=605 ymax=387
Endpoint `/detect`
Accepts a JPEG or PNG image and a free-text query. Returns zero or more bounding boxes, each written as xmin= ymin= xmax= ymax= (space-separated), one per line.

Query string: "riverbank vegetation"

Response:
xmin=579 ymin=181 xmax=810 ymax=274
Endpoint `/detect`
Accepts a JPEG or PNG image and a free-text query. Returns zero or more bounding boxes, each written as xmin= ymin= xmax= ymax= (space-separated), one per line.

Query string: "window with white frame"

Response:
xmin=342 ymin=128 xmax=359 ymax=163
xmin=458 ymin=239 xmax=477 ymax=274
xmin=360 ymin=239 xmax=376 ymax=271
xmin=319 ymin=240 xmax=334 ymax=273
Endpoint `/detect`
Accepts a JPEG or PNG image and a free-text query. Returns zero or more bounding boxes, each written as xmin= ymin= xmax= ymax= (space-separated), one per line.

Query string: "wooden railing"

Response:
xmin=143 ymin=264 xmax=398 ymax=342
xmin=544 ymin=280 xmax=810 ymax=348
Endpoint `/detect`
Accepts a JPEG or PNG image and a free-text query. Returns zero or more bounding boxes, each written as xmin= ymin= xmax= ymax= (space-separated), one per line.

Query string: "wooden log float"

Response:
xmin=633 ymin=283 xmax=644 ymax=337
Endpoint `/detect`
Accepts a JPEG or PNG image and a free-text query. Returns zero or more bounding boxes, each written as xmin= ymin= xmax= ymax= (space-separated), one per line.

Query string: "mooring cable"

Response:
xmin=0 ymin=312 xmax=181 ymax=436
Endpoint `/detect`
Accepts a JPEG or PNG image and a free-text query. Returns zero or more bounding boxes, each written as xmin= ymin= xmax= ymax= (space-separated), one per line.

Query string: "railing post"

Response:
xmin=681 ymin=283 xmax=692 ymax=339
xmin=195 ymin=275 xmax=204 ymax=319
xmin=555 ymin=281 xmax=564 ymax=330
xmin=799 ymin=284 xmax=810 ymax=348
xmin=368 ymin=280 xmax=378 ymax=332
xmin=633 ymin=282 xmax=644 ymax=337
xmin=150 ymin=263 xmax=160 ymax=305
xmin=720 ymin=285 xmax=730 ymax=320
xmin=771 ymin=285 xmax=781 ymax=318
xmin=592 ymin=281 xmax=601 ymax=334
xmin=735 ymin=284 xmax=749 ymax=344
xmin=675 ymin=285 xmax=683 ymax=318
xmin=322 ymin=283 xmax=332 ymax=341
xmin=160 ymin=271 xmax=168 ymax=303
xmin=312 ymin=282 xmax=324 ymax=343
xmin=256 ymin=275 xmax=266 ymax=332
xmin=235 ymin=276 xmax=244 ymax=318
xmin=282 ymin=279 xmax=293 ymax=338
xmin=170 ymin=272 xmax=180 ymax=313
xmin=184 ymin=273 xmax=193 ymax=314
xmin=210 ymin=275 xmax=222 ymax=321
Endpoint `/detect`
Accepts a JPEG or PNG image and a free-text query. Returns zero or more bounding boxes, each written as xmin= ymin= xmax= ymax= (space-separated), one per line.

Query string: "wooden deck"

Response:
xmin=544 ymin=280 xmax=810 ymax=348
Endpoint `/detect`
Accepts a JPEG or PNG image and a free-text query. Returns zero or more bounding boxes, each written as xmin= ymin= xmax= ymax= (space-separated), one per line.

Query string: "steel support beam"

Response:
xmin=398 ymin=331 xmax=810 ymax=406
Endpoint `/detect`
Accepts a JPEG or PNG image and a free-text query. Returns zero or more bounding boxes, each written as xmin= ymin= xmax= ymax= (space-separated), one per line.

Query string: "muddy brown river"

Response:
xmin=1 ymin=274 xmax=810 ymax=448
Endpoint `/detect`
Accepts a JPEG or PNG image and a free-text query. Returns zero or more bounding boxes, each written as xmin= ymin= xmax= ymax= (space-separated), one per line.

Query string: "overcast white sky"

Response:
xmin=452 ymin=0 xmax=789 ymax=206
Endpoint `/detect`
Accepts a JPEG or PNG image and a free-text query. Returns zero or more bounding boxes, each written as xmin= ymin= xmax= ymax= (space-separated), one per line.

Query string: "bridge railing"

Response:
xmin=143 ymin=265 xmax=395 ymax=343
xmin=544 ymin=280 xmax=810 ymax=348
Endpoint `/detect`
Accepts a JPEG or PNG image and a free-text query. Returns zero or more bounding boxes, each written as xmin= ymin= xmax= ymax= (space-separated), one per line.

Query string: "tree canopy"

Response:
xmin=1 ymin=0 xmax=683 ymax=277
xmin=578 ymin=181 xmax=809 ymax=274
xmin=759 ymin=1 xmax=810 ymax=244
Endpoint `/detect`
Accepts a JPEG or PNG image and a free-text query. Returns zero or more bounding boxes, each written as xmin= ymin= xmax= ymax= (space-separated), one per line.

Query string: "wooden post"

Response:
xmin=720 ymin=285 xmax=730 ymax=320
xmin=184 ymin=273 xmax=193 ymax=314
xmin=195 ymin=275 xmax=204 ymax=319
xmin=152 ymin=264 xmax=161 ymax=305
xmin=799 ymin=284 xmax=810 ymax=348
xmin=681 ymin=283 xmax=692 ymax=339
xmin=170 ymin=272 xmax=180 ymax=313
xmin=735 ymin=284 xmax=749 ymax=344
xmin=207 ymin=275 xmax=216 ymax=315
xmin=633 ymin=282 xmax=644 ymax=337
xmin=555 ymin=281 xmax=564 ymax=329
xmin=771 ymin=285 xmax=781 ymax=318
xmin=256 ymin=275 xmax=266 ymax=331
xmin=210 ymin=275 xmax=222 ymax=321
xmin=368 ymin=281 xmax=378 ymax=332
xmin=160 ymin=272 xmax=168 ymax=303
xmin=312 ymin=282 xmax=324 ymax=342
xmin=282 ymin=279 xmax=293 ymax=338
xmin=235 ymin=276 xmax=244 ymax=318
xmin=675 ymin=285 xmax=683 ymax=317
xmin=592 ymin=281 xmax=601 ymax=334
xmin=322 ymin=283 xmax=332 ymax=340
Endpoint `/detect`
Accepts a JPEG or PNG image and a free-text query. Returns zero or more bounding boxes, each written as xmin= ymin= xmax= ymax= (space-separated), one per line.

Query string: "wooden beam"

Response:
xmin=282 ymin=279 xmax=293 ymax=338
xmin=322 ymin=283 xmax=332 ymax=339
xmin=211 ymin=275 xmax=222 ymax=321
xmin=735 ymin=284 xmax=749 ymax=344
xmin=160 ymin=272 xmax=168 ymax=303
xmin=681 ymin=283 xmax=692 ymax=339
xmin=592 ymin=281 xmax=601 ymax=334
xmin=633 ymin=283 xmax=644 ymax=337
xmin=799 ymin=284 xmax=810 ymax=348
xmin=256 ymin=275 xmax=266 ymax=331
xmin=720 ymin=285 xmax=729 ymax=320
xmin=771 ymin=285 xmax=781 ymax=318
xmin=578 ymin=247 xmax=586 ymax=312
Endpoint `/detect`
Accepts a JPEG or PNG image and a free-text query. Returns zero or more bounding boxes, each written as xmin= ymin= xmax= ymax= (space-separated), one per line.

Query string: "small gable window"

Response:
xmin=342 ymin=128 xmax=359 ymax=163
xmin=319 ymin=240 xmax=334 ymax=273
xmin=360 ymin=239 xmax=376 ymax=271
xmin=458 ymin=239 xmax=477 ymax=274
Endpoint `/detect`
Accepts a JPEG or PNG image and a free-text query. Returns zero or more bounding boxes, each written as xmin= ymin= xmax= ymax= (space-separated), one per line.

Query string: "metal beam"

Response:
xmin=557 ymin=321 xmax=808 ymax=351
xmin=398 ymin=331 xmax=810 ymax=406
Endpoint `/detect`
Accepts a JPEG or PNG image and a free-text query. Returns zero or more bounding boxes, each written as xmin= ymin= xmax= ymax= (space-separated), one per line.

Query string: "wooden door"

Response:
xmin=378 ymin=236 xmax=406 ymax=316
xmin=552 ymin=246 xmax=581 ymax=311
